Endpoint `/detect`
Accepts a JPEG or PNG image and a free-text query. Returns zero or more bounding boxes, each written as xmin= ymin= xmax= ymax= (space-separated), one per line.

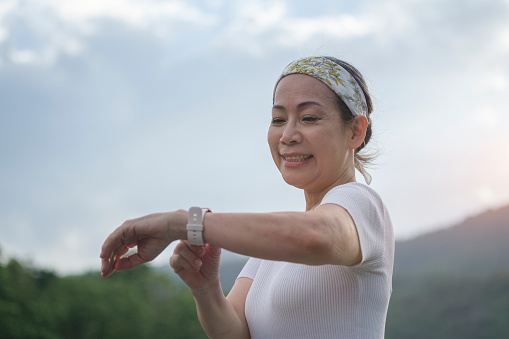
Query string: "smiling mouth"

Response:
xmin=283 ymin=155 xmax=313 ymax=162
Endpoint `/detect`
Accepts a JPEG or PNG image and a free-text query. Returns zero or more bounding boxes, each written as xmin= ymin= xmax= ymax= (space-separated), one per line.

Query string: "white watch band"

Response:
xmin=187 ymin=207 xmax=210 ymax=246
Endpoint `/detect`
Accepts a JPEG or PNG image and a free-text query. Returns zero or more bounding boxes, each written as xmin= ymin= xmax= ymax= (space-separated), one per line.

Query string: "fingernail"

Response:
xmin=195 ymin=259 xmax=202 ymax=267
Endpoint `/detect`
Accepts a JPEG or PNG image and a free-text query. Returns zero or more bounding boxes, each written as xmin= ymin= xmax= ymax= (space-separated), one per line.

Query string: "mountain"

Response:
xmin=152 ymin=205 xmax=509 ymax=337
xmin=387 ymin=204 xmax=509 ymax=339
xmin=394 ymin=204 xmax=509 ymax=278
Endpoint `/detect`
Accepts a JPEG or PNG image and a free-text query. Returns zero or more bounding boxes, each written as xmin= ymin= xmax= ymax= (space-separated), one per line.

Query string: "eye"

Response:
xmin=302 ymin=116 xmax=319 ymax=123
xmin=271 ymin=118 xmax=286 ymax=125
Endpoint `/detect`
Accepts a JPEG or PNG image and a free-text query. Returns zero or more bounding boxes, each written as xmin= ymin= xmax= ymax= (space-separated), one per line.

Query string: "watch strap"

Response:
xmin=187 ymin=207 xmax=210 ymax=246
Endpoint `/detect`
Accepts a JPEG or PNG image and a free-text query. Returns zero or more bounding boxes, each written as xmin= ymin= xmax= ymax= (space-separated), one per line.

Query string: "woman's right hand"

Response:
xmin=170 ymin=240 xmax=222 ymax=294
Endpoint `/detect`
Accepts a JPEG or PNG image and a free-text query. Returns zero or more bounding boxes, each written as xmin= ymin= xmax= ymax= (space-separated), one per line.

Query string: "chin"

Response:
xmin=281 ymin=175 xmax=309 ymax=190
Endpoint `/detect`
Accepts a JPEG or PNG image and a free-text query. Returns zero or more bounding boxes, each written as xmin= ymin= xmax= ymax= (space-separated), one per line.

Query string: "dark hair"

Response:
xmin=324 ymin=56 xmax=376 ymax=169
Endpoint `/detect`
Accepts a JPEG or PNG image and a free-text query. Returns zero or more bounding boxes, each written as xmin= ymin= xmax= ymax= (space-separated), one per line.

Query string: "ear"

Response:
xmin=349 ymin=115 xmax=368 ymax=150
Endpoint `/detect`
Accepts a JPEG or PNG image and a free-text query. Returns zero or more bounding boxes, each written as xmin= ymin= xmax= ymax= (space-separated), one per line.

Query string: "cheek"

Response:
xmin=267 ymin=128 xmax=278 ymax=149
xmin=267 ymin=128 xmax=281 ymax=162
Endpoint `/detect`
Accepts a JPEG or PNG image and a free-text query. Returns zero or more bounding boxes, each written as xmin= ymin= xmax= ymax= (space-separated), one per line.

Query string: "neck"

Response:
xmin=304 ymin=172 xmax=356 ymax=211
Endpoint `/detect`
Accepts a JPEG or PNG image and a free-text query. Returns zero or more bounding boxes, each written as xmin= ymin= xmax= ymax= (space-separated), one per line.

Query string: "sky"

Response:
xmin=1 ymin=0 xmax=508 ymax=274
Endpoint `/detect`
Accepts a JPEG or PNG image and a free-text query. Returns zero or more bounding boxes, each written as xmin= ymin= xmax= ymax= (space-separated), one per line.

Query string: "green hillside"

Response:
xmin=0 ymin=259 xmax=207 ymax=339
xmin=1 ymin=205 xmax=508 ymax=338
xmin=386 ymin=205 xmax=509 ymax=338
xmin=394 ymin=205 xmax=509 ymax=277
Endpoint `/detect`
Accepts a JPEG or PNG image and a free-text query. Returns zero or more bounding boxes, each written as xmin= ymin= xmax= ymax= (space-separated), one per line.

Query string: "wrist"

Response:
xmin=168 ymin=209 xmax=189 ymax=241
xmin=191 ymin=278 xmax=223 ymax=299
xmin=187 ymin=207 xmax=211 ymax=246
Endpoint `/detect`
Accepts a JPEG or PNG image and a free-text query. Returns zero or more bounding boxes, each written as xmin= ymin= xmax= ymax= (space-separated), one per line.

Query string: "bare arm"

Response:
xmin=191 ymin=277 xmax=252 ymax=339
xmin=100 ymin=203 xmax=360 ymax=338
xmin=204 ymin=204 xmax=361 ymax=266
xmin=100 ymin=204 xmax=360 ymax=276
xmin=225 ymin=278 xmax=252 ymax=337
xmin=169 ymin=241 xmax=251 ymax=339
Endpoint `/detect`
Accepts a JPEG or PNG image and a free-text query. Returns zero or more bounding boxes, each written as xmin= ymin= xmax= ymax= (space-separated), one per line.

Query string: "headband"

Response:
xmin=276 ymin=56 xmax=368 ymax=118
xmin=275 ymin=56 xmax=372 ymax=185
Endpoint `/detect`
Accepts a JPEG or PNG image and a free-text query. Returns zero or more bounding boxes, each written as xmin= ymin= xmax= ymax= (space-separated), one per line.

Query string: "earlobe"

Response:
xmin=349 ymin=116 xmax=368 ymax=149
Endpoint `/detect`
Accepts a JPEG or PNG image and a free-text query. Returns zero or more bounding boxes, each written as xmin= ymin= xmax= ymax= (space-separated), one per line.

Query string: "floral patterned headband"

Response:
xmin=276 ymin=56 xmax=368 ymax=118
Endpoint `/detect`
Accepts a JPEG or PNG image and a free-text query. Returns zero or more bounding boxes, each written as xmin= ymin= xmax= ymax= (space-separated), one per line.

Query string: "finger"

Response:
xmin=100 ymin=224 xmax=125 ymax=257
xmin=204 ymin=243 xmax=221 ymax=259
xmin=100 ymin=220 xmax=140 ymax=275
xmin=181 ymin=240 xmax=206 ymax=257
xmin=114 ymin=253 xmax=146 ymax=272
xmin=170 ymin=253 xmax=201 ymax=273
xmin=100 ymin=240 xmax=129 ymax=277
xmin=100 ymin=219 xmax=142 ymax=256
xmin=100 ymin=236 xmax=123 ymax=269
xmin=172 ymin=241 xmax=203 ymax=271
xmin=101 ymin=257 xmax=113 ymax=277
xmin=176 ymin=241 xmax=204 ymax=267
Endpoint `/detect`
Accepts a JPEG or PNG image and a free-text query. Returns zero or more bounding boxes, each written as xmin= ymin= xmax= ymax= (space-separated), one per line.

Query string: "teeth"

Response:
xmin=285 ymin=155 xmax=312 ymax=162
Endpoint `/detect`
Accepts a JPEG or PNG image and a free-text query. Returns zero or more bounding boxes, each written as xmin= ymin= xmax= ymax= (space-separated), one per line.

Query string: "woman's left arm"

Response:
xmin=202 ymin=204 xmax=361 ymax=266
xmin=100 ymin=204 xmax=360 ymax=276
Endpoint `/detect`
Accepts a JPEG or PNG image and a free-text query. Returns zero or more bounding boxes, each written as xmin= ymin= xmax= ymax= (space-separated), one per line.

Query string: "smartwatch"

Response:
xmin=187 ymin=207 xmax=211 ymax=246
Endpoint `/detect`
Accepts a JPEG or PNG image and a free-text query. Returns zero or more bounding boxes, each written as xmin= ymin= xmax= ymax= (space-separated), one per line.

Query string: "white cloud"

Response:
xmin=1 ymin=0 xmax=218 ymax=67
xmin=0 ymin=0 xmax=14 ymax=46
xmin=236 ymin=1 xmax=287 ymax=34
xmin=276 ymin=14 xmax=372 ymax=46
xmin=9 ymin=48 xmax=37 ymax=64
xmin=0 ymin=0 xmax=15 ymax=20
xmin=210 ymin=1 xmax=373 ymax=56
xmin=471 ymin=106 xmax=502 ymax=128
xmin=35 ymin=0 xmax=217 ymax=28
xmin=477 ymin=185 xmax=498 ymax=205
xmin=0 ymin=27 xmax=7 ymax=44
xmin=61 ymin=38 xmax=84 ymax=56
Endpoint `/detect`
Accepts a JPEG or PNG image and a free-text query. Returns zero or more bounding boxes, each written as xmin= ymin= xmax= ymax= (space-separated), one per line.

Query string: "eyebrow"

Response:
xmin=272 ymin=101 xmax=323 ymax=110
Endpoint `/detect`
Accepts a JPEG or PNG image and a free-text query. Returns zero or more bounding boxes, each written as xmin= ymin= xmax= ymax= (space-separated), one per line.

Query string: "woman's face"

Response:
xmin=268 ymin=74 xmax=355 ymax=192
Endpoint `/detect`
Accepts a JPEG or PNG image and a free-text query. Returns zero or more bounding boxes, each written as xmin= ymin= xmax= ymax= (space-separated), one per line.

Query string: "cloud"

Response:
xmin=35 ymin=0 xmax=218 ymax=28
xmin=210 ymin=1 xmax=373 ymax=56
xmin=1 ymin=0 xmax=509 ymax=273
xmin=8 ymin=48 xmax=36 ymax=63
xmin=0 ymin=0 xmax=218 ymax=67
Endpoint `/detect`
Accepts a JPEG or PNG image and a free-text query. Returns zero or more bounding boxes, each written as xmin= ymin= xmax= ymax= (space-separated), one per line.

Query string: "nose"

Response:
xmin=280 ymin=121 xmax=302 ymax=145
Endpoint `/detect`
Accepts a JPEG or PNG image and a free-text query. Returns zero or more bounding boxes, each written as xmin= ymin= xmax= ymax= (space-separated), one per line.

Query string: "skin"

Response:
xmin=100 ymin=73 xmax=369 ymax=339
xmin=269 ymin=74 xmax=365 ymax=210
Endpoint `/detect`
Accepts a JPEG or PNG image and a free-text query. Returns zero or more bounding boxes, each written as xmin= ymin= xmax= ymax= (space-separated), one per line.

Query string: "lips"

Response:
xmin=283 ymin=154 xmax=313 ymax=162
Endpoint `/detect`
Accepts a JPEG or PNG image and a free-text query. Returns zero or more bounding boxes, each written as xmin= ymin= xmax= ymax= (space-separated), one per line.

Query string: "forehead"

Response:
xmin=274 ymin=74 xmax=337 ymax=105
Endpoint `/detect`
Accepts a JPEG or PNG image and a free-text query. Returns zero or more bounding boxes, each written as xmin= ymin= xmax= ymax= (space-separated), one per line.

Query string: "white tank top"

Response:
xmin=237 ymin=183 xmax=394 ymax=338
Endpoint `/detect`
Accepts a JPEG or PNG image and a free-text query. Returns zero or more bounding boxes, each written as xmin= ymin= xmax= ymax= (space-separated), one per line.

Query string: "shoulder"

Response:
xmin=320 ymin=182 xmax=394 ymax=268
xmin=237 ymin=257 xmax=263 ymax=280
xmin=320 ymin=183 xmax=388 ymax=219
xmin=321 ymin=182 xmax=383 ymax=203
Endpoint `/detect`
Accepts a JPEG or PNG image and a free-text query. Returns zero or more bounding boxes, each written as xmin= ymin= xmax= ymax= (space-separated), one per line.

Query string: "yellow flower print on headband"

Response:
xmin=277 ymin=56 xmax=368 ymax=118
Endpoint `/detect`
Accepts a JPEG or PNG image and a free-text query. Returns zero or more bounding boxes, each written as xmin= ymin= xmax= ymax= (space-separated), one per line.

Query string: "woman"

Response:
xmin=100 ymin=56 xmax=394 ymax=338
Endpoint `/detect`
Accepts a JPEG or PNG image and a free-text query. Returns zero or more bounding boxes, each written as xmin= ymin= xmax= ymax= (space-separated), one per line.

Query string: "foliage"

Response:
xmin=0 ymin=258 xmax=206 ymax=339
xmin=386 ymin=272 xmax=509 ymax=339
xmin=2 ymin=241 xmax=509 ymax=338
